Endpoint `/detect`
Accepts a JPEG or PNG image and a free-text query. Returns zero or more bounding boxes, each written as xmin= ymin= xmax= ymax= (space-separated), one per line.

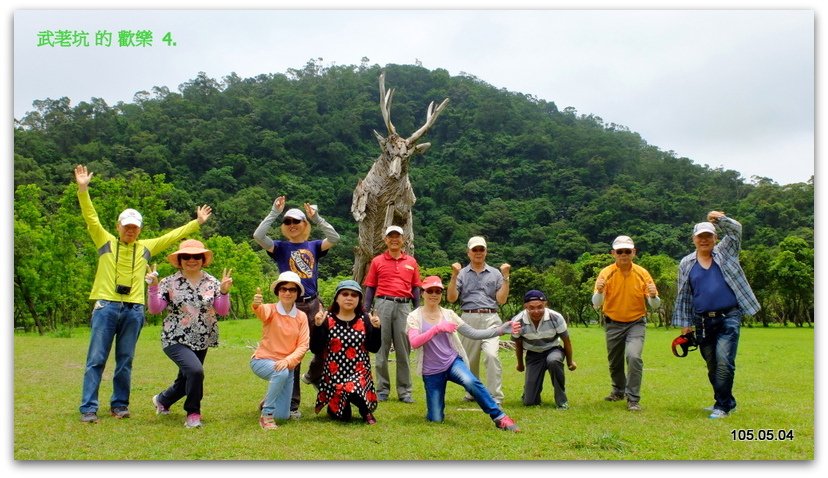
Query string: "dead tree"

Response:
xmin=351 ymin=72 xmax=449 ymax=283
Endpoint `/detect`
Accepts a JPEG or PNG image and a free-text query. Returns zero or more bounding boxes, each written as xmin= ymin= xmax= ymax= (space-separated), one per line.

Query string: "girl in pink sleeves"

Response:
xmin=146 ymin=239 xmax=233 ymax=428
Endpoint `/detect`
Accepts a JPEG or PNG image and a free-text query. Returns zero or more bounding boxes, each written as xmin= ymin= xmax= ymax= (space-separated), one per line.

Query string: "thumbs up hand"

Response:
xmin=253 ymin=287 xmax=263 ymax=307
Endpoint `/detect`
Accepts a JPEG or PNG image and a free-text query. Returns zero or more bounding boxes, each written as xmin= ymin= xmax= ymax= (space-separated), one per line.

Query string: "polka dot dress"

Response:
xmin=314 ymin=313 xmax=378 ymax=417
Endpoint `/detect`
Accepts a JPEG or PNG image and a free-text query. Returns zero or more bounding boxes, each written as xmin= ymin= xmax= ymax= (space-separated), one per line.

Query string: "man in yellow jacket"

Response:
xmin=74 ymin=165 xmax=212 ymax=423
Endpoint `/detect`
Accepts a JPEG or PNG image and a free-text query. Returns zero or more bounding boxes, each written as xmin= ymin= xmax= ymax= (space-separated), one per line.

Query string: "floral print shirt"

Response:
xmin=157 ymin=271 xmax=222 ymax=350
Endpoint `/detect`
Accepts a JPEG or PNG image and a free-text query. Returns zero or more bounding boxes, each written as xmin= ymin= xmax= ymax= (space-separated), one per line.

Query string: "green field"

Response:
xmin=13 ymin=321 xmax=814 ymax=460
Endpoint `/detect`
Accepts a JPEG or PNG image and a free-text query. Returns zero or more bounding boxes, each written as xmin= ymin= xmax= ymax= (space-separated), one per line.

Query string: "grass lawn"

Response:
xmin=13 ymin=320 xmax=814 ymax=461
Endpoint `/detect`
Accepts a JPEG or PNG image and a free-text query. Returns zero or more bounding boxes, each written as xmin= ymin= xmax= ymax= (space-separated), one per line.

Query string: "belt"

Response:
xmin=377 ymin=295 xmax=411 ymax=303
xmin=698 ymin=306 xmax=739 ymax=319
xmin=296 ymin=295 xmax=318 ymax=303
xmin=463 ymin=308 xmax=498 ymax=314
xmin=604 ymin=316 xmax=643 ymax=325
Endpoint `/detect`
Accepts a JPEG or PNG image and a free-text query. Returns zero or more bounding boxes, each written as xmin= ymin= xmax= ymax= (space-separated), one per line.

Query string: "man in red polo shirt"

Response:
xmin=363 ymin=226 xmax=422 ymax=403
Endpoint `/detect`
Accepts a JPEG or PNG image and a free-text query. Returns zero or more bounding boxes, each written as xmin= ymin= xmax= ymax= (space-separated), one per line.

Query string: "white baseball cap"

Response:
xmin=693 ymin=222 xmax=717 ymax=236
xmin=118 ymin=209 xmax=143 ymax=227
xmin=283 ymin=208 xmax=307 ymax=221
xmin=385 ymin=225 xmax=404 ymax=236
xmin=612 ymin=235 xmax=635 ymax=250
xmin=467 ymin=236 xmax=487 ymax=250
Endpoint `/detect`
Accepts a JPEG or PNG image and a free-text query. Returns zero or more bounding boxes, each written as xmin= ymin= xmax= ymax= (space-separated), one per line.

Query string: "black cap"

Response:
xmin=523 ymin=290 xmax=547 ymax=303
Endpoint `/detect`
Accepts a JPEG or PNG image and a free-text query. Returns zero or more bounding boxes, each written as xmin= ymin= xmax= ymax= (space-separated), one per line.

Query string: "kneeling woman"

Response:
xmin=250 ymin=271 xmax=309 ymax=430
xmin=406 ymin=276 xmax=520 ymax=432
xmin=311 ymin=280 xmax=381 ymax=424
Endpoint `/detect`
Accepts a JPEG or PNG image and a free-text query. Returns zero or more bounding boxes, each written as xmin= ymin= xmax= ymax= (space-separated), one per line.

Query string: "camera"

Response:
xmin=116 ymin=284 xmax=132 ymax=295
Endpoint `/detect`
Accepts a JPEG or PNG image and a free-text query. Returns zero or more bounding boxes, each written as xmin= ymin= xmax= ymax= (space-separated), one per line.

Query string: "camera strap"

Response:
xmin=114 ymin=241 xmax=137 ymax=290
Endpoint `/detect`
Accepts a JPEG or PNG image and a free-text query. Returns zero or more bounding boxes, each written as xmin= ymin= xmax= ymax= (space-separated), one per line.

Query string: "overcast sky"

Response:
xmin=12 ymin=7 xmax=814 ymax=185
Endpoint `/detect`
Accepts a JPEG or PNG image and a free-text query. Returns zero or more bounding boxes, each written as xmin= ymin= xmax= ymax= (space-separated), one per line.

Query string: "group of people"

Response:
xmin=74 ymin=163 xmax=758 ymax=432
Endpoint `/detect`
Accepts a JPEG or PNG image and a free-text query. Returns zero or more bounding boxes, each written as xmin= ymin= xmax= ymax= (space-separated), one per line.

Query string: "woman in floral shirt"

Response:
xmin=311 ymin=280 xmax=382 ymax=425
xmin=147 ymin=239 xmax=233 ymax=428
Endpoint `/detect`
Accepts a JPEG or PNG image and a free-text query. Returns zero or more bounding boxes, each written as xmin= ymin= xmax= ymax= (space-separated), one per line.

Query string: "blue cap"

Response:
xmin=523 ymin=290 xmax=547 ymax=303
xmin=335 ymin=280 xmax=363 ymax=297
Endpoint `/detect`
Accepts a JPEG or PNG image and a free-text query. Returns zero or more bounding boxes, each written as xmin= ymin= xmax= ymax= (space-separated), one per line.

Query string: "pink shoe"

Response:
xmin=259 ymin=415 xmax=278 ymax=430
xmin=494 ymin=415 xmax=520 ymax=433
xmin=185 ymin=413 xmax=202 ymax=428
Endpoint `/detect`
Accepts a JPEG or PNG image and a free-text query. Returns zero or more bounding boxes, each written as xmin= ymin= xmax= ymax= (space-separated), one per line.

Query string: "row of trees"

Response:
xmin=14 ymin=61 xmax=813 ymax=332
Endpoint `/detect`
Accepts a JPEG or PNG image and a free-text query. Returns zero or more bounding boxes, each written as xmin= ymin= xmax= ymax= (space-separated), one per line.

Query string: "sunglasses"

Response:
xmin=615 ymin=249 xmax=633 ymax=255
xmin=282 ymin=218 xmax=303 ymax=226
xmin=424 ymin=288 xmax=443 ymax=295
xmin=339 ymin=291 xmax=360 ymax=298
xmin=179 ymin=254 xmax=204 ymax=261
xmin=470 ymin=247 xmax=486 ymax=253
xmin=278 ymin=287 xmax=299 ymax=293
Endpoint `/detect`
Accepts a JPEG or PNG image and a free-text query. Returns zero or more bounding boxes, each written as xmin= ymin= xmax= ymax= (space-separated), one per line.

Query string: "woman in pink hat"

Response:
xmin=146 ymin=239 xmax=233 ymax=429
xmin=406 ymin=275 xmax=520 ymax=432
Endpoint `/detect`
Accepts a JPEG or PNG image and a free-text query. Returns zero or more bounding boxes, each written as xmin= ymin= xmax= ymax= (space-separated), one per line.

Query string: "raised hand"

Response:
xmin=646 ymin=282 xmax=658 ymax=298
xmin=220 ymin=268 xmax=233 ymax=294
xmin=74 ymin=164 xmax=93 ymax=191
xmin=450 ymin=262 xmax=462 ymax=276
xmin=273 ymin=196 xmax=286 ymax=213
xmin=369 ymin=313 xmax=381 ymax=328
xmin=303 ymin=202 xmax=318 ymax=221
xmin=253 ymin=287 xmax=263 ymax=307
xmin=500 ymin=263 xmax=511 ymax=276
xmin=196 ymin=205 xmax=212 ymax=224
xmin=145 ymin=263 xmax=159 ymax=286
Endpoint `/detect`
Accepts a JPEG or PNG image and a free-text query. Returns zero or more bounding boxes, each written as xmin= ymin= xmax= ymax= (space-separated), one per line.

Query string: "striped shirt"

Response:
xmin=510 ymin=308 xmax=569 ymax=352
xmin=672 ymin=216 xmax=761 ymax=327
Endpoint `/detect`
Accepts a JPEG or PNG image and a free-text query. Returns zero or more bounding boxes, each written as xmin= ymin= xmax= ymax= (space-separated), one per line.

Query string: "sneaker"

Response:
xmin=463 ymin=395 xmax=475 ymax=402
xmin=258 ymin=399 xmax=264 ymax=411
xmin=557 ymin=402 xmax=570 ymax=410
xmin=80 ymin=412 xmax=99 ymax=423
xmin=494 ymin=415 xmax=520 ymax=433
xmin=259 ymin=415 xmax=278 ymax=430
xmin=110 ymin=406 xmax=130 ymax=419
xmin=627 ymin=401 xmax=642 ymax=412
xmin=289 ymin=410 xmax=302 ymax=420
xmin=708 ymin=409 xmax=729 ymax=419
xmin=300 ymin=374 xmax=312 ymax=385
xmin=377 ymin=393 xmax=389 ymax=402
xmin=363 ymin=413 xmax=377 ymax=425
xmin=184 ymin=413 xmax=202 ymax=428
xmin=399 ymin=396 xmax=415 ymax=404
xmin=604 ymin=392 xmax=625 ymax=402
xmin=152 ymin=395 xmax=170 ymax=415
xmin=705 ymin=404 xmax=736 ymax=413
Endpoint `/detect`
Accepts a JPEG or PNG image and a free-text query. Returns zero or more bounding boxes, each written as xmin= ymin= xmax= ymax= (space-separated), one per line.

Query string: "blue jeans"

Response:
xmin=422 ymin=356 xmax=504 ymax=423
xmin=79 ymin=300 xmax=145 ymax=413
xmin=695 ymin=310 xmax=741 ymax=413
xmin=250 ymin=359 xmax=293 ymax=420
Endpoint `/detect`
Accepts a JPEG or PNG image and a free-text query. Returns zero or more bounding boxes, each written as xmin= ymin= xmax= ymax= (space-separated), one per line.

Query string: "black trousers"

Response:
xmin=158 ymin=344 xmax=208 ymax=415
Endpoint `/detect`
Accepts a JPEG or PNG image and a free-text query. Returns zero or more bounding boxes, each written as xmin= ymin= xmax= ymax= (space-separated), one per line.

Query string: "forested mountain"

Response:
xmin=14 ymin=61 xmax=814 ymax=330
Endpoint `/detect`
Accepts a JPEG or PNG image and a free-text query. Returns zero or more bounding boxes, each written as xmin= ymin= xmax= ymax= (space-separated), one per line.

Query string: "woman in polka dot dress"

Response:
xmin=311 ymin=280 xmax=382 ymax=424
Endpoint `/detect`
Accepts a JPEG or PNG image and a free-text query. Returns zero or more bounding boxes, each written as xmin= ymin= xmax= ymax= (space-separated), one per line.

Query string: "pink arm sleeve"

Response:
xmin=407 ymin=324 xmax=441 ymax=349
xmin=213 ymin=292 xmax=230 ymax=316
xmin=147 ymin=285 xmax=167 ymax=314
